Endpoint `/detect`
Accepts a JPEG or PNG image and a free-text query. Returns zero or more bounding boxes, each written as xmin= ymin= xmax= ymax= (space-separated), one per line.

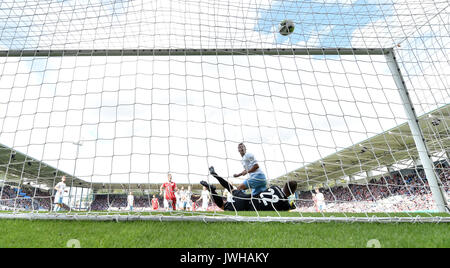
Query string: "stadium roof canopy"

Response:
xmin=0 ymin=144 xmax=92 ymax=189
xmin=0 ymin=145 xmax=211 ymax=191
xmin=1 ymin=104 xmax=448 ymax=192
xmin=272 ymin=104 xmax=450 ymax=190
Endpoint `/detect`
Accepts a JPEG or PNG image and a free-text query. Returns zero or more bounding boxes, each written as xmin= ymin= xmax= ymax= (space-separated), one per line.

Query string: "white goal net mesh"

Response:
xmin=0 ymin=0 xmax=449 ymax=222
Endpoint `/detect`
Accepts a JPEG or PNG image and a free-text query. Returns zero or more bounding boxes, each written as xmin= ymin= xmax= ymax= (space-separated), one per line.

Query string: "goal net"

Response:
xmin=0 ymin=0 xmax=449 ymax=223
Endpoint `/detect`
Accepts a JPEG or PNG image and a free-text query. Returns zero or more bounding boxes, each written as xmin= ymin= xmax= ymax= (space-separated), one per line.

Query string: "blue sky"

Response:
xmin=0 ymin=0 xmax=396 ymax=49
xmin=256 ymin=0 xmax=393 ymax=47
xmin=0 ymin=0 xmax=130 ymax=49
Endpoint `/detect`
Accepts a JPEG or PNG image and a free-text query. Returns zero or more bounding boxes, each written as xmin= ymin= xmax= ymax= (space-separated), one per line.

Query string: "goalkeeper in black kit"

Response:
xmin=200 ymin=167 xmax=297 ymax=211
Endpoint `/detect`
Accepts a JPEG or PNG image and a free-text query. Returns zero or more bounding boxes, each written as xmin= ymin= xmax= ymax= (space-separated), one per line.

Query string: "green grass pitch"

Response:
xmin=0 ymin=212 xmax=449 ymax=248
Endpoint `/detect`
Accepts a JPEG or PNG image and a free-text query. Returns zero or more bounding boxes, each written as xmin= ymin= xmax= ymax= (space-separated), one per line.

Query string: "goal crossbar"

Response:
xmin=0 ymin=48 xmax=393 ymax=57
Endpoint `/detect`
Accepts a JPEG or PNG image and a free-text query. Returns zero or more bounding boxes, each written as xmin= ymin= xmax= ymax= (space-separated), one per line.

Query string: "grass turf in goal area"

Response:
xmin=1 ymin=211 xmax=449 ymax=217
xmin=0 ymin=213 xmax=448 ymax=248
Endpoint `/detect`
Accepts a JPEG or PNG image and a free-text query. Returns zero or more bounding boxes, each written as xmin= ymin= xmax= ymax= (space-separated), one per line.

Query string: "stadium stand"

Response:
xmin=295 ymin=163 xmax=449 ymax=213
xmin=0 ymin=185 xmax=71 ymax=211
xmin=1 ymin=162 xmax=448 ymax=213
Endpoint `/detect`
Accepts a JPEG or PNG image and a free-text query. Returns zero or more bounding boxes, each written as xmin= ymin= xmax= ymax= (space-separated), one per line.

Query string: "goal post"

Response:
xmin=1 ymin=47 xmax=447 ymax=214
xmin=385 ymin=50 xmax=449 ymax=213
xmin=0 ymin=47 xmax=448 ymax=222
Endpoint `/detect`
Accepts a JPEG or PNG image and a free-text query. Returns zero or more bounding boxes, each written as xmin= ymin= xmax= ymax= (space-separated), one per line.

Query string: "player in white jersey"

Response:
xmin=313 ymin=188 xmax=326 ymax=212
xmin=179 ymin=187 xmax=186 ymax=211
xmin=175 ymin=189 xmax=182 ymax=211
xmin=197 ymin=186 xmax=211 ymax=211
xmin=183 ymin=186 xmax=193 ymax=211
xmin=163 ymin=197 xmax=171 ymax=211
xmin=54 ymin=176 xmax=68 ymax=212
xmin=127 ymin=192 xmax=135 ymax=212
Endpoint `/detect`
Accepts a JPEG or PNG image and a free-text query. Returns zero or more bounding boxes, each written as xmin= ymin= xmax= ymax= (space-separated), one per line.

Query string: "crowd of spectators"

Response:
xmin=295 ymin=164 xmax=450 ymax=213
xmin=0 ymin=185 xmax=52 ymax=211
xmin=89 ymin=194 xmax=162 ymax=211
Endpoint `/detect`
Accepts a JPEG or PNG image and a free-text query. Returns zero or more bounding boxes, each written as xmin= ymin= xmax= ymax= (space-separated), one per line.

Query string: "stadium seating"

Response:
xmin=1 ymin=163 xmax=448 ymax=213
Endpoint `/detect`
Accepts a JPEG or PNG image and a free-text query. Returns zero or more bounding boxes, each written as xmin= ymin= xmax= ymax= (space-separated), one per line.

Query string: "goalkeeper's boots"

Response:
xmin=200 ymin=181 xmax=216 ymax=192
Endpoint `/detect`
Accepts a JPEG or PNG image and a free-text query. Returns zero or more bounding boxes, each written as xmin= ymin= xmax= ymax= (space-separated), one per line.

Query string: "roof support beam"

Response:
xmin=385 ymin=48 xmax=449 ymax=213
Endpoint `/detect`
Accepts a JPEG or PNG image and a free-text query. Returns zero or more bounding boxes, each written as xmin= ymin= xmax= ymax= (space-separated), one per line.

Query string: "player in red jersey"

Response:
xmin=151 ymin=195 xmax=159 ymax=210
xmin=160 ymin=173 xmax=177 ymax=210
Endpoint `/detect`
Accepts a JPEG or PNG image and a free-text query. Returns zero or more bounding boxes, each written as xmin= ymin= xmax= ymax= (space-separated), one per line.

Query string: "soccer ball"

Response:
xmin=278 ymin=19 xmax=295 ymax=36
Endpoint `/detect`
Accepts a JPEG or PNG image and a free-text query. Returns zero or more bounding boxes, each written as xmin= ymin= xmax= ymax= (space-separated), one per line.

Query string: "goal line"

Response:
xmin=0 ymin=213 xmax=449 ymax=223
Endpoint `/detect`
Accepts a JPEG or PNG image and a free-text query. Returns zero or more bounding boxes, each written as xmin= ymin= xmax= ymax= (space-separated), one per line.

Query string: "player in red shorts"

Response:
xmin=151 ymin=195 xmax=159 ymax=210
xmin=160 ymin=174 xmax=177 ymax=210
